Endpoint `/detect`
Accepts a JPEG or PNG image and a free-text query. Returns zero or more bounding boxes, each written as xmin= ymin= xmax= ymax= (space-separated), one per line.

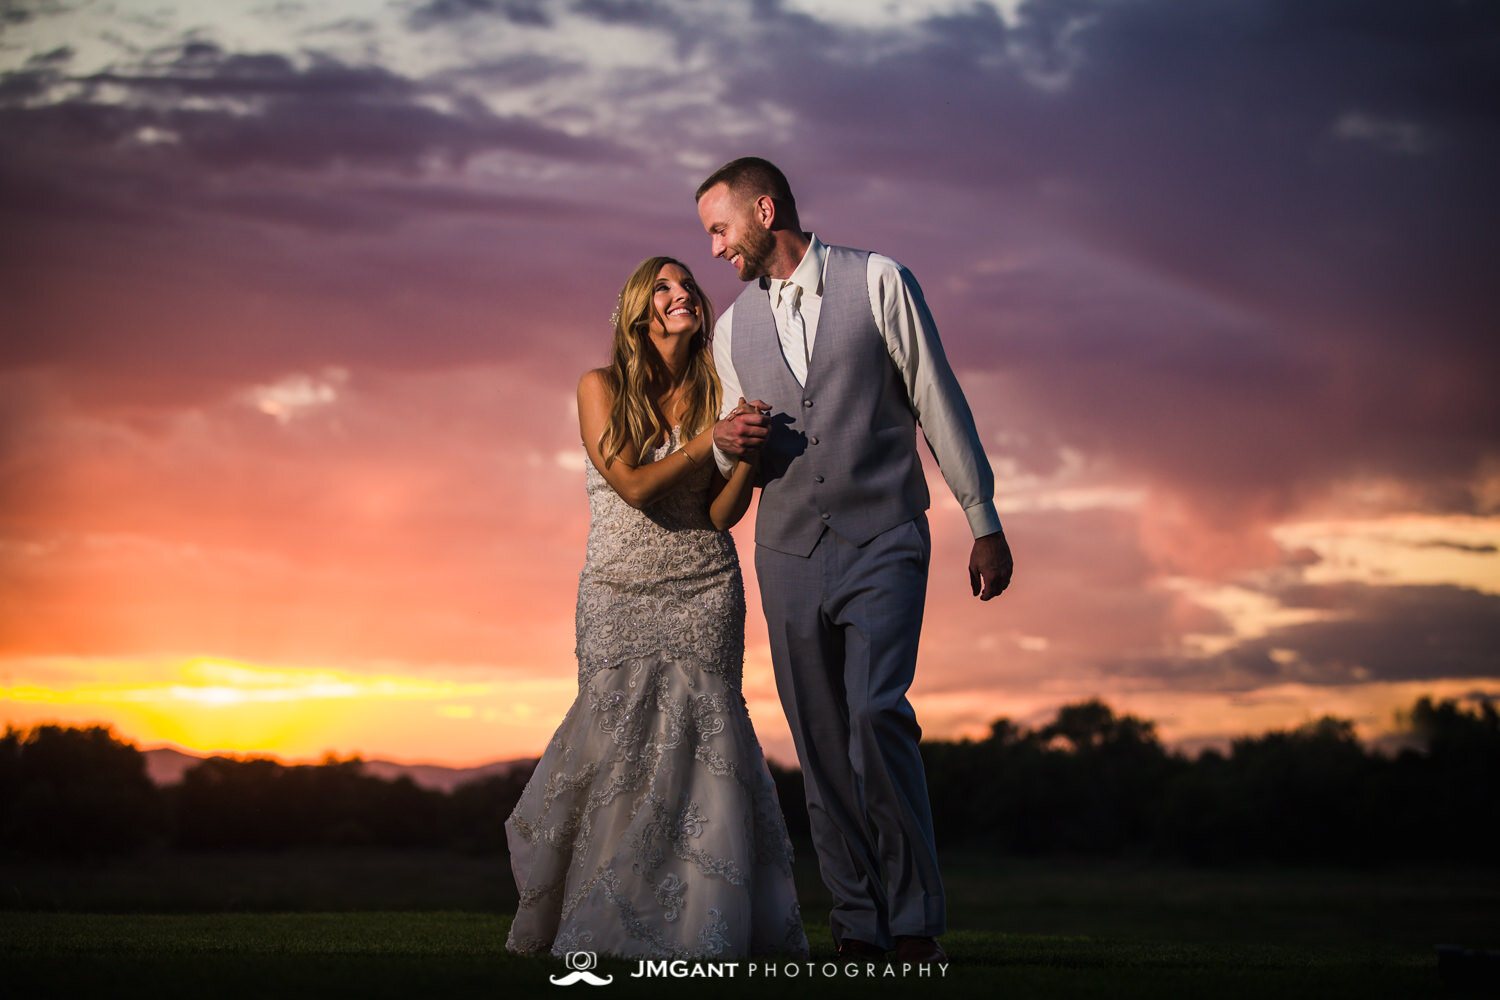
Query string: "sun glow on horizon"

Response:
xmin=1 ymin=656 xmax=574 ymax=766
xmin=6 ymin=654 xmax=1496 ymax=770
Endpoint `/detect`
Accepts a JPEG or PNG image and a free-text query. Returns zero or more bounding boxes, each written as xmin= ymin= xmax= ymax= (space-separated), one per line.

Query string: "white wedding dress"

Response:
xmin=505 ymin=429 xmax=809 ymax=960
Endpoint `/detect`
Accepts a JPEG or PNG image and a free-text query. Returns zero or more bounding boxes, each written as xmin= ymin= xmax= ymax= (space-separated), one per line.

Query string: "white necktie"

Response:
xmin=779 ymin=282 xmax=808 ymax=386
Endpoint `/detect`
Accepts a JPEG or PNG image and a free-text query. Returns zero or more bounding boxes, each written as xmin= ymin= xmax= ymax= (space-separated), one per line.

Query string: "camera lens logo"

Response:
xmin=549 ymin=950 xmax=614 ymax=987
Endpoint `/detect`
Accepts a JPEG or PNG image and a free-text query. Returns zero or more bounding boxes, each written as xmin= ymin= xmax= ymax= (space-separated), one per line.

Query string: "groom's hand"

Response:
xmin=969 ymin=529 xmax=1014 ymax=601
xmin=714 ymin=397 xmax=771 ymax=458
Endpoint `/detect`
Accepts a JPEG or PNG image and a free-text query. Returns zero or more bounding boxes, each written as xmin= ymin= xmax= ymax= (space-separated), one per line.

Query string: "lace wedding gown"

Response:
xmin=505 ymin=429 xmax=809 ymax=960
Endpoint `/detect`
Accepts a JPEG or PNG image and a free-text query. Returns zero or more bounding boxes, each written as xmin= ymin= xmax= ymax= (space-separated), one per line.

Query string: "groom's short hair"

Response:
xmin=696 ymin=156 xmax=800 ymax=229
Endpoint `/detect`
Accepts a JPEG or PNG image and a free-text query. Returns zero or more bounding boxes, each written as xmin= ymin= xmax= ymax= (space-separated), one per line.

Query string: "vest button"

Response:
xmin=813 ymin=475 xmax=825 ymax=484
xmin=803 ymin=399 xmax=813 ymax=407
xmin=809 ymin=436 xmax=819 ymax=445
xmin=820 ymin=512 xmax=831 ymax=520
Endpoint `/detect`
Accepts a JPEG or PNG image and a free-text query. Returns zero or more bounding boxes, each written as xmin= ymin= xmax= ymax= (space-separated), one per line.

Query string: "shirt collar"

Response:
xmin=767 ymin=233 xmax=827 ymax=304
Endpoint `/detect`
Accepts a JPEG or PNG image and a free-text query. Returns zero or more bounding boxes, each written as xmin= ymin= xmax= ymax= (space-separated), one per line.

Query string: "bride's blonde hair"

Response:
xmin=598 ymin=256 xmax=720 ymax=466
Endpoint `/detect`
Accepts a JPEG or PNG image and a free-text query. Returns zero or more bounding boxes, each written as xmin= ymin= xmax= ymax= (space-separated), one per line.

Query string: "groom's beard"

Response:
xmin=732 ymin=226 xmax=776 ymax=281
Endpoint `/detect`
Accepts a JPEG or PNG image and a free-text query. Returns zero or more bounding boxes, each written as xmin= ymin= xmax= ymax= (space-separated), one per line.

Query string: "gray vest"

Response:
xmin=730 ymin=244 xmax=930 ymax=557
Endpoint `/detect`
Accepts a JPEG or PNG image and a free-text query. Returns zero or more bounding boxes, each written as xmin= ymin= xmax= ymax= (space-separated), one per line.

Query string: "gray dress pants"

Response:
xmin=755 ymin=514 xmax=945 ymax=949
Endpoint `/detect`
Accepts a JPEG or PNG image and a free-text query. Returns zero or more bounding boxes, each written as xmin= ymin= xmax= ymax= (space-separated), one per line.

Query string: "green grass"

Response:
xmin=0 ymin=910 xmax=1440 ymax=999
xmin=2 ymin=849 xmax=1495 ymax=999
xmin=1 ymin=847 xmax=511 ymax=913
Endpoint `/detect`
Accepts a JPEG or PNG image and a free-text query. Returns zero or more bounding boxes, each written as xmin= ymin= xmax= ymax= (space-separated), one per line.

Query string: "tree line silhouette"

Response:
xmin=2 ymin=696 xmax=1494 ymax=863
xmin=920 ymin=698 xmax=1497 ymax=863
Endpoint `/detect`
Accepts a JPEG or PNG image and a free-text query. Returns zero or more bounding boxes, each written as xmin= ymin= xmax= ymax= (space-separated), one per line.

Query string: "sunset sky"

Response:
xmin=2 ymin=0 xmax=1497 ymax=769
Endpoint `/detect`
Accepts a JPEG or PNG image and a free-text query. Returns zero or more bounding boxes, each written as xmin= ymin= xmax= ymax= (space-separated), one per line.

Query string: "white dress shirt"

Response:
xmin=712 ymin=234 xmax=1002 ymax=539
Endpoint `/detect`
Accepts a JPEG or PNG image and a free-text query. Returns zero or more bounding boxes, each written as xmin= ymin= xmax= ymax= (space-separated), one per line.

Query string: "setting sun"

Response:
xmin=2 ymin=656 xmax=573 ymax=765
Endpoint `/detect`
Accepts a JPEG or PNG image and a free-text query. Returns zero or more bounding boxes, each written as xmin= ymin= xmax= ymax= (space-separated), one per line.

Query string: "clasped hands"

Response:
xmin=713 ymin=397 xmax=771 ymax=459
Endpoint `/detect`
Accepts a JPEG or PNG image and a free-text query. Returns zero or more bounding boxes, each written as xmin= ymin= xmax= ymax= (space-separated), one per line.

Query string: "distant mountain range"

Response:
xmin=141 ymin=745 xmax=535 ymax=793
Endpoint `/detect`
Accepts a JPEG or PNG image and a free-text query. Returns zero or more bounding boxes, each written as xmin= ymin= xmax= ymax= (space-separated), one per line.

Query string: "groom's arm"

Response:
xmin=870 ymin=254 xmax=1013 ymax=599
xmin=710 ymin=303 xmax=770 ymax=473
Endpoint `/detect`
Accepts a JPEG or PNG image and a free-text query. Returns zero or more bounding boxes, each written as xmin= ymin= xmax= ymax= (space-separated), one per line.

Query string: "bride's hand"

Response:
xmin=714 ymin=397 xmax=771 ymax=459
xmin=728 ymin=397 xmax=759 ymax=418
xmin=722 ymin=397 xmax=766 ymax=466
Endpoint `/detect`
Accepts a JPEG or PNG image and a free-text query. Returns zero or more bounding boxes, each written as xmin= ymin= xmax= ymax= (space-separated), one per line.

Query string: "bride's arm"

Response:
xmin=578 ymin=370 xmax=714 ymax=509
xmin=708 ymin=458 xmax=756 ymax=530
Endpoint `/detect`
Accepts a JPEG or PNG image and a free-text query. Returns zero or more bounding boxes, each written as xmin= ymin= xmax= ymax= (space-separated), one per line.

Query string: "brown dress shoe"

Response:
xmin=892 ymin=936 xmax=947 ymax=963
xmin=836 ymin=938 xmax=888 ymax=961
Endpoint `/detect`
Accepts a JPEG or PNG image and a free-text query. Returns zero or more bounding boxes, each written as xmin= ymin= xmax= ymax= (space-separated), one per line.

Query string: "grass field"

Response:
xmin=3 ymin=848 xmax=1496 ymax=998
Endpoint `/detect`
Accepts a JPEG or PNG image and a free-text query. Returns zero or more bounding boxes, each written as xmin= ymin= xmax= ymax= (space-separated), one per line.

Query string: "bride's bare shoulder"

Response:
xmin=578 ymin=368 xmax=616 ymax=395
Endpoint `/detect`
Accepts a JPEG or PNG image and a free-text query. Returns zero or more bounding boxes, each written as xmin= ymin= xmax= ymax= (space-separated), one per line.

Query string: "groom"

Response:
xmin=698 ymin=157 xmax=1012 ymax=963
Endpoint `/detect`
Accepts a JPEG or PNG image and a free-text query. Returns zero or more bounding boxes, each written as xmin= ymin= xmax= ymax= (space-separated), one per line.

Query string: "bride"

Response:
xmin=505 ymin=256 xmax=809 ymax=960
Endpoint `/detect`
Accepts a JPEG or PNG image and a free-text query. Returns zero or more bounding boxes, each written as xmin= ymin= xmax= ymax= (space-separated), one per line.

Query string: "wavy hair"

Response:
xmin=598 ymin=256 xmax=720 ymax=466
